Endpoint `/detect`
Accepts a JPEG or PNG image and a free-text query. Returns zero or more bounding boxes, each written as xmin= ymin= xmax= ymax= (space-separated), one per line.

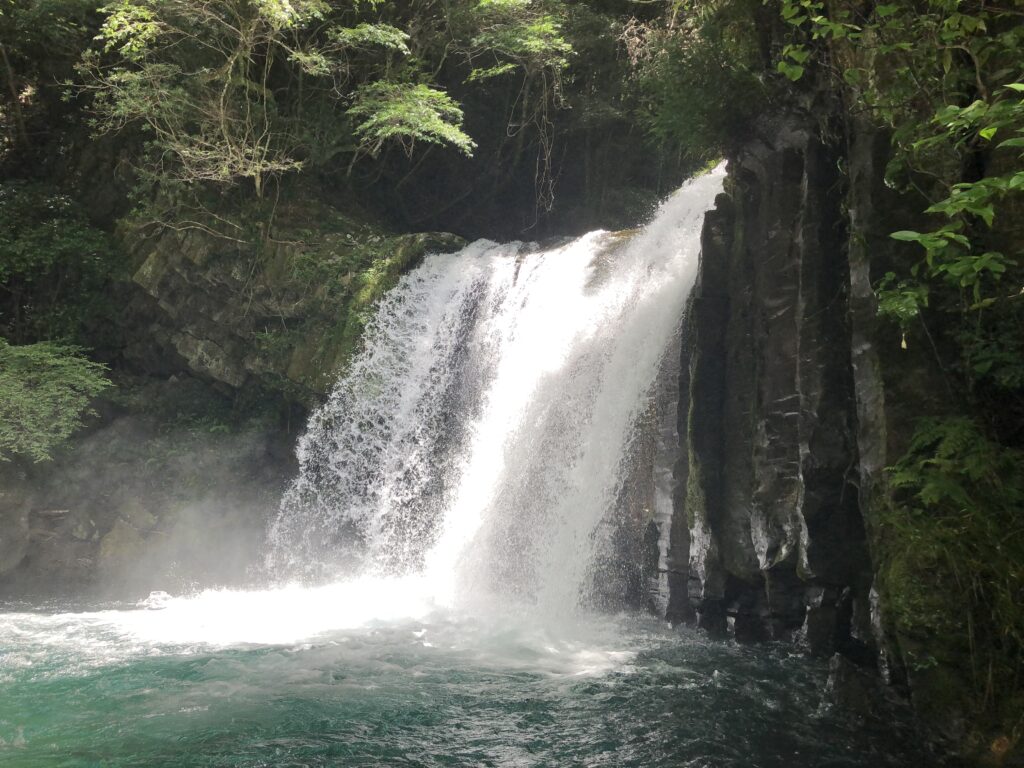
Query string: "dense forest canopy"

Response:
xmin=1 ymin=0 xmax=727 ymax=235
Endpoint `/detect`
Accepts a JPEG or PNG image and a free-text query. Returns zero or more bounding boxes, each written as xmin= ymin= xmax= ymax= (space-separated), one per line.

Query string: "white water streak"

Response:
xmin=267 ymin=165 xmax=724 ymax=616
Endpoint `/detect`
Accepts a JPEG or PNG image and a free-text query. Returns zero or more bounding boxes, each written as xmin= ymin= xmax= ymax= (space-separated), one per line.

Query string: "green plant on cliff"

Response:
xmin=349 ymin=82 xmax=476 ymax=158
xmin=0 ymin=0 xmax=98 ymax=155
xmin=0 ymin=338 xmax=111 ymax=462
xmin=883 ymin=83 xmax=1024 ymax=315
xmin=774 ymin=0 xmax=1024 ymax=317
xmin=622 ymin=0 xmax=767 ymax=165
xmin=453 ymin=0 xmax=572 ymax=208
xmin=880 ymin=417 xmax=1024 ymax=727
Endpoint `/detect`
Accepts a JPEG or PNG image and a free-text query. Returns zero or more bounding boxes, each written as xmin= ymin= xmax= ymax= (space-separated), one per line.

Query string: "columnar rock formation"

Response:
xmin=665 ymin=106 xmax=990 ymax=755
xmin=669 ymin=113 xmax=873 ymax=659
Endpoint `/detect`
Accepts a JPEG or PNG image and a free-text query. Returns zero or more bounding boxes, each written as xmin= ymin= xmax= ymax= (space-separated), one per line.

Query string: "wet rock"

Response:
xmin=0 ymin=490 xmax=30 ymax=577
xmin=802 ymin=585 xmax=841 ymax=655
xmin=672 ymin=111 xmax=870 ymax=646
xmin=69 ymin=514 xmax=95 ymax=542
xmin=824 ymin=653 xmax=886 ymax=723
xmin=118 ymin=498 xmax=158 ymax=532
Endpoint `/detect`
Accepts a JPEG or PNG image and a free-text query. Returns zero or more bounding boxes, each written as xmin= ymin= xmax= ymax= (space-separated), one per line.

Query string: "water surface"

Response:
xmin=0 ymin=585 xmax=936 ymax=767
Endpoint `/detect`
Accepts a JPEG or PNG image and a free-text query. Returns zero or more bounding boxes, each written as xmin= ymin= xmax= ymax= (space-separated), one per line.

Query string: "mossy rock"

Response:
xmin=877 ymin=545 xmax=966 ymax=640
xmin=118 ymin=497 xmax=158 ymax=532
xmin=125 ymin=198 xmax=466 ymax=407
xmin=271 ymin=230 xmax=466 ymax=396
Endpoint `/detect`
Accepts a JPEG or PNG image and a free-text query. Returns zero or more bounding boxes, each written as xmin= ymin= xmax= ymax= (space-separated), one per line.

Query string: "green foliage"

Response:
xmin=328 ymin=23 xmax=410 ymax=55
xmin=878 ymin=85 xmax=1024 ymax=314
xmin=0 ymin=0 xmax=99 ymax=152
xmin=450 ymin=0 xmax=574 ymax=210
xmin=959 ymin=313 xmax=1024 ymax=390
xmin=889 ymin=417 xmax=1023 ymax=512
xmin=875 ymin=271 xmax=928 ymax=325
xmin=623 ymin=0 xmax=767 ymax=164
xmin=83 ymin=0 xmax=334 ymax=196
xmin=350 ymin=82 xmax=475 ymax=158
xmin=880 ymin=417 xmax=1024 ymax=720
xmin=0 ymin=338 xmax=111 ymax=462
xmin=80 ymin=0 xmax=475 ymax=200
xmin=3 ymin=0 xmax=698 ymax=234
xmin=465 ymin=0 xmax=572 ymax=80
xmin=0 ymin=182 xmax=117 ymax=342
xmin=775 ymin=1 xmax=1024 ymax=318
xmin=0 ymin=182 xmax=108 ymax=282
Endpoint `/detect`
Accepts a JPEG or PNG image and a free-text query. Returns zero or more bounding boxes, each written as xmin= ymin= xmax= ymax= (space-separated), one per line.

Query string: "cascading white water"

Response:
xmin=0 ymin=165 xmax=935 ymax=768
xmin=267 ymin=165 xmax=725 ymax=615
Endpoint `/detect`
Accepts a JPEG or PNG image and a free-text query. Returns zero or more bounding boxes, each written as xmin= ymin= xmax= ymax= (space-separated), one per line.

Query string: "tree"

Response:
xmin=80 ymin=0 xmax=475 ymax=199
xmin=452 ymin=0 xmax=572 ymax=210
xmin=0 ymin=0 xmax=98 ymax=154
xmin=0 ymin=182 xmax=116 ymax=344
xmin=0 ymin=338 xmax=111 ymax=462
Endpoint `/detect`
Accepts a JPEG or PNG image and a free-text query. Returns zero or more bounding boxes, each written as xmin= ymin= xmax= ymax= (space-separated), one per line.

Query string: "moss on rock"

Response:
xmin=126 ymin=198 xmax=465 ymax=406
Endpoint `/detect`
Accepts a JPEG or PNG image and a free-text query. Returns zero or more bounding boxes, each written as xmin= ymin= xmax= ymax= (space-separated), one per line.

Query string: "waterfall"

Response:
xmin=267 ymin=165 xmax=725 ymax=614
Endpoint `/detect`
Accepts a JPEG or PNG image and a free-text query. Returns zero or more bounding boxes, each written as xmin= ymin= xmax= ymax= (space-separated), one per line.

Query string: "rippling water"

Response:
xmin=0 ymin=583 xmax=936 ymax=768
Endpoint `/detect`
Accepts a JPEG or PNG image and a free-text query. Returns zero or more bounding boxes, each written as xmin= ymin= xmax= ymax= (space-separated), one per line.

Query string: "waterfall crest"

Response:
xmin=267 ymin=166 xmax=725 ymax=613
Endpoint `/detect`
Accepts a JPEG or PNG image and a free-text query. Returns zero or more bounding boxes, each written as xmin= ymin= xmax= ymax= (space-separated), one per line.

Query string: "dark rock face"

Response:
xmin=668 ymin=114 xmax=872 ymax=658
xmin=0 ymin=487 xmax=30 ymax=579
xmin=595 ymin=334 xmax=683 ymax=612
xmin=669 ymin=108 xmax=1024 ymax=764
xmin=127 ymin=222 xmax=466 ymax=404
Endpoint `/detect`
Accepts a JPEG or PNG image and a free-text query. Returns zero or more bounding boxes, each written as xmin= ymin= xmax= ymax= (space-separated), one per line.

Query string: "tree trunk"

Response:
xmin=0 ymin=43 xmax=29 ymax=149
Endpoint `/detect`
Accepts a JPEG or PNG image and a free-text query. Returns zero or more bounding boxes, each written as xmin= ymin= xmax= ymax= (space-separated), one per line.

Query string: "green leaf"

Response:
xmin=784 ymin=45 xmax=811 ymax=64
xmin=466 ymin=63 xmax=518 ymax=82
xmin=0 ymin=339 xmax=112 ymax=462
xmin=329 ymin=23 xmax=410 ymax=54
xmin=777 ymin=60 xmax=805 ymax=81
xmin=350 ymin=82 xmax=476 ymax=158
xmin=842 ymin=68 xmax=865 ymax=87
